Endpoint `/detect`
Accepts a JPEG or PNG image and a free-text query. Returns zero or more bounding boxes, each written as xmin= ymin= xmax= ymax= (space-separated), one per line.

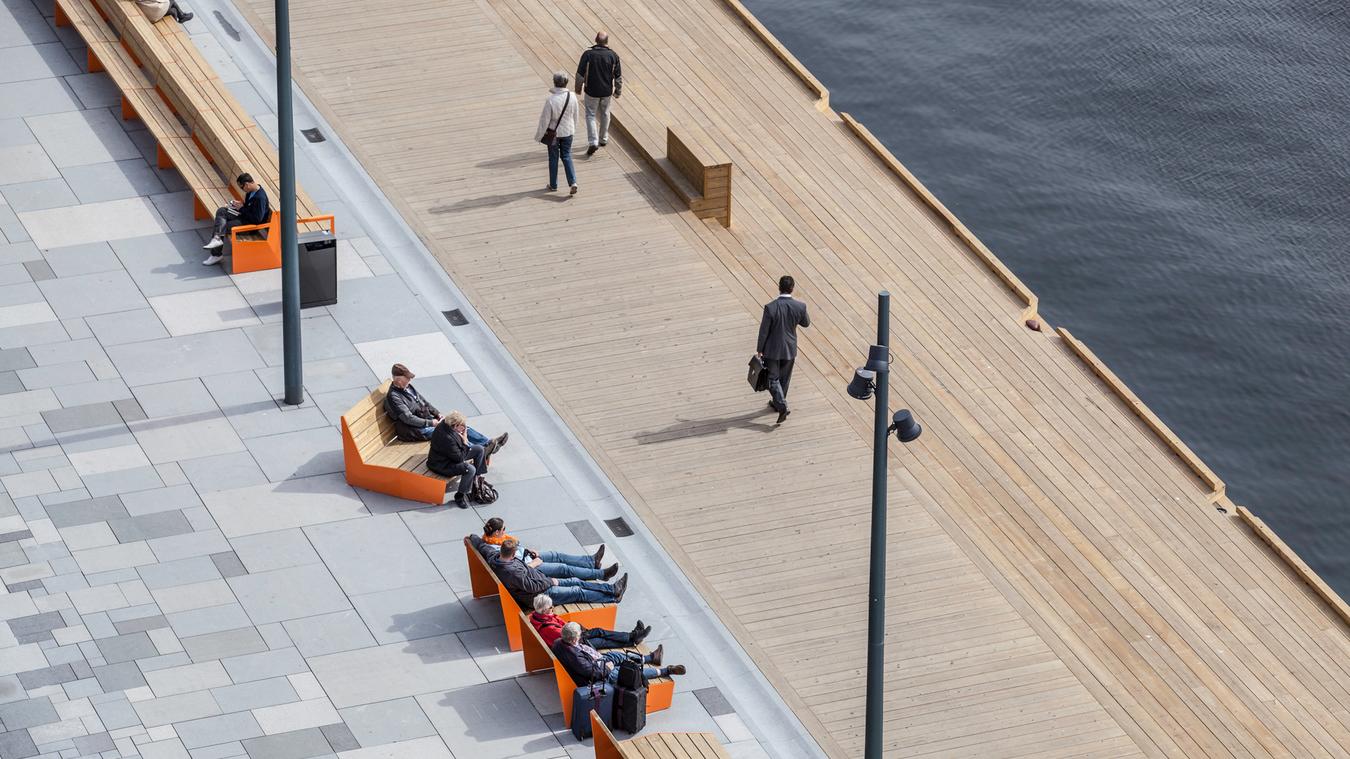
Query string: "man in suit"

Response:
xmin=757 ymin=275 xmax=810 ymax=424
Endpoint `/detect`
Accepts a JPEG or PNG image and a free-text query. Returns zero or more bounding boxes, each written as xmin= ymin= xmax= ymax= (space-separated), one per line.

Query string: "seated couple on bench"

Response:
xmin=385 ymin=362 xmax=509 ymax=509
xmin=535 ymin=604 xmax=687 ymax=685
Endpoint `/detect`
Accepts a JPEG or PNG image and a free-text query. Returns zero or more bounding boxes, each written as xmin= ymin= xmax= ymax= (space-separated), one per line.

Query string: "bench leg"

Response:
xmin=192 ymin=196 xmax=210 ymax=221
xmin=120 ymin=95 xmax=137 ymax=122
xmin=53 ymin=4 xmax=70 ymax=27
xmin=156 ymin=143 xmax=173 ymax=170
xmin=86 ymin=48 xmax=104 ymax=74
xmin=120 ymin=39 xmax=141 ymax=68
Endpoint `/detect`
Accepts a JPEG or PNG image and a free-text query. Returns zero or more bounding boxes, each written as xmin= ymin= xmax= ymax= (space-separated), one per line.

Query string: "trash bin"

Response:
xmin=297 ymin=230 xmax=338 ymax=308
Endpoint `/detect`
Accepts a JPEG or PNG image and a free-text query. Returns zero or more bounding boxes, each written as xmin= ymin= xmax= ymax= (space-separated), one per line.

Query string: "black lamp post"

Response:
xmin=846 ymin=291 xmax=922 ymax=759
xmin=276 ymin=0 xmax=303 ymax=405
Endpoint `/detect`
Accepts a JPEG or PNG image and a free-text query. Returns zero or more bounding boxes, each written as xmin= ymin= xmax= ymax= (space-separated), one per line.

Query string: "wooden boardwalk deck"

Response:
xmin=235 ymin=0 xmax=1350 ymax=755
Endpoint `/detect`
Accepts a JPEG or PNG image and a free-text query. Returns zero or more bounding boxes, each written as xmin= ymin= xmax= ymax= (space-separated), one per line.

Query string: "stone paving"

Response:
xmin=0 ymin=0 xmax=772 ymax=756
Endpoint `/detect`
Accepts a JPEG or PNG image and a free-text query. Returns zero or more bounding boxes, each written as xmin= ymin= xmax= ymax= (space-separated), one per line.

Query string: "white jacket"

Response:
xmin=135 ymin=0 xmax=171 ymax=22
xmin=535 ymin=88 xmax=577 ymax=142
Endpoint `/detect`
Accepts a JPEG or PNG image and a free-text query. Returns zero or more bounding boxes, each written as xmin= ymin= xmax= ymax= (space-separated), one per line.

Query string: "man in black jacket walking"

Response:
xmin=575 ymin=32 xmax=622 ymax=156
xmin=202 ymin=173 xmax=270 ymax=265
xmin=757 ymin=275 xmax=810 ymax=424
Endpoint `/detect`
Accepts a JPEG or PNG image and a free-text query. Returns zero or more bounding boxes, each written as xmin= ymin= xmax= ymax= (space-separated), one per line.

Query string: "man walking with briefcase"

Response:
xmin=757 ymin=275 xmax=810 ymax=424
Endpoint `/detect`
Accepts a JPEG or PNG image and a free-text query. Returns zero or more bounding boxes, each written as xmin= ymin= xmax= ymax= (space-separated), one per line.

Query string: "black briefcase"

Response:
xmin=747 ymin=355 xmax=769 ymax=392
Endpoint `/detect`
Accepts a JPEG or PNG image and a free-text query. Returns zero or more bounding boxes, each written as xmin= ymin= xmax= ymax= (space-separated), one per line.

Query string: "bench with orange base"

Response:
xmin=463 ymin=537 xmax=617 ymax=651
xmin=340 ymin=382 xmax=456 ymax=505
xmin=230 ymin=211 xmax=337 ymax=274
xmin=522 ymin=614 xmax=674 ymax=729
xmin=590 ymin=711 xmax=729 ymax=759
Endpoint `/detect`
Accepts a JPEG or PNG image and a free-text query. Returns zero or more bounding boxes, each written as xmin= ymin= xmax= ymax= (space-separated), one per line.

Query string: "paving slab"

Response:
xmin=307 ymin=634 xmax=484 ymax=709
xmin=417 ymin=680 xmax=562 ymax=759
xmin=201 ymin=475 xmax=367 ymax=538
xmin=280 ymin=611 xmax=376 ymax=659
xmin=108 ymin=331 xmax=264 ymax=387
xmin=60 ymin=159 xmax=166 ymax=205
xmin=18 ymin=196 xmax=170 ymax=250
xmin=228 ymin=564 xmax=351 ymax=625
xmin=305 ymin=515 xmax=440 ymax=596
xmin=25 ymin=110 xmax=140 ymax=169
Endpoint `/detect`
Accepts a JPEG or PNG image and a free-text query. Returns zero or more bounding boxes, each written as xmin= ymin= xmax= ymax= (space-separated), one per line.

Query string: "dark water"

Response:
xmin=744 ymin=0 xmax=1350 ymax=592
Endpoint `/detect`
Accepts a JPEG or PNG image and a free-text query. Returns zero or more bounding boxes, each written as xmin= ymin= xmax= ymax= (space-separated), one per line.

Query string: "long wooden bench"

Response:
xmin=340 ymin=382 xmax=454 ymax=504
xmin=591 ymin=712 xmax=728 ymax=759
xmin=663 ymin=127 xmax=732 ymax=228
xmin=463 ymin=537 xmax=617 ymax=651
xmin=521 ymin=612 xmax=673 ymax=728
xmin=55 ymin=0 xmax=332 ymax=274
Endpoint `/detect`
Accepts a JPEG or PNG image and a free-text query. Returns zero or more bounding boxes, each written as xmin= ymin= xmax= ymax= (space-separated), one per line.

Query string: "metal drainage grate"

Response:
xmin=442 ymin=309 xmax=469 ymax=326
xmin=213 ymin=12 xmax=241 ymax=41
xmin=604 ymin=517 xmax=634 ymax=538
xmin=301 ymin=128 xmax=326 ymax=143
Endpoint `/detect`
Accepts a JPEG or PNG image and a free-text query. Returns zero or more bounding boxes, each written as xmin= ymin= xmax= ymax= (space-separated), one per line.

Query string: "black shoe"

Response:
xmin=776 ymin=409 xmax=790 ymax=425
xmin=452 ymin=493 xmax=470 ymax=509
xmin=586 ymin=145 xmax=599 ymax=157
xmin=602 ymin=563 xmax=619 ymax=580
xmin=495 ymin=432 xmax=508 ymax=450
xmin=649 ymin=644 xmax=664 ymax=667
xmin=175 ymin=11 xmax=193 ymax=22
xmin=665 ymin=664 xmax=686 ymax=676
xmin=613 ymin=573 xmax=628 ymax=603
xmin=592 ymin=544 xmax=605 ymax=569
xmin=632 ymin=623 xmax=651 ymax=645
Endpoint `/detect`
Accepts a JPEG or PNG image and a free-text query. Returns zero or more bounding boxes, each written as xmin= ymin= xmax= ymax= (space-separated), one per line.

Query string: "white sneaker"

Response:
xmin=569 ymin=184 xmax=579 ymax=195
xmin=202 ymin=254 xmax=223 ymax=266
xmin=202 ymin=237 xmax=224 ymax=250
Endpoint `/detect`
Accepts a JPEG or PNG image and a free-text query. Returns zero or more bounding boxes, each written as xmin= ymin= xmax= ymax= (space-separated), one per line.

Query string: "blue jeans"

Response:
xmin=545 ymin=577 xmax=615 ymax=604
xmin=548 ymin=135 xmax=576 ymax=189
xmin=536 ymin=557 xmax=603 ymax=581
xmin=419 ymin=426 xmax=489 ymax=446
xmin=600 ymin=650 xmax=660 ymax=683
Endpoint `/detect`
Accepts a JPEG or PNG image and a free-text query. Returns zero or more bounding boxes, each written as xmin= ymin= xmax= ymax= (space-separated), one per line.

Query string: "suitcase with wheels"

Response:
xmin=570 ymin=681 xmax=615 ymax=740
xmin=613 ymin=683 xmax=647 ymax=734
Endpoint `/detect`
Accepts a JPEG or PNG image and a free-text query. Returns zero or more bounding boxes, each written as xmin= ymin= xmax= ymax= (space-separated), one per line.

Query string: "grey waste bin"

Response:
xmin=297 ymin=230 xmax=338 ymax=308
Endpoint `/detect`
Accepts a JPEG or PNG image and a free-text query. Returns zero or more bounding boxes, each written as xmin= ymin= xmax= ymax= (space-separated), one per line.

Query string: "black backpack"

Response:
xmin=469 ymin=476 xmax=498 ymax=504
xmin=616 ymin=658 xmax=646 ymax=690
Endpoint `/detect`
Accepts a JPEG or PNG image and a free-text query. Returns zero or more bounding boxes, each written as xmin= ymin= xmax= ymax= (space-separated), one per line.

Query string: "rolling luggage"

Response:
xmin=570 ymin=681 xmax=615 ymax=740
xmin=613 ymin=683 xmax=647 ymax=734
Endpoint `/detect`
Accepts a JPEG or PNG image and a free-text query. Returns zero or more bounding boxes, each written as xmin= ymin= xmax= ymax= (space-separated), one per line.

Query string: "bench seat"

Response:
xmin=340 ymin=382 xmax=454 ymax=505
xmin=590 ymin=712 xmax=729 ymax=758
xmin=521 ymin=611 xmax=674 ymax=729
xmin=463 ymin=538 xmax=617 ymax=652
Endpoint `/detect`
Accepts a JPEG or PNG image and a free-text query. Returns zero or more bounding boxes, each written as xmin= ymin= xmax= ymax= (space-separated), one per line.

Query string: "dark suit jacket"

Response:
xmin=240 ymin=188 xmax=270 ymax=226
xmin=757 ymin=296 xmax=810 ymax=360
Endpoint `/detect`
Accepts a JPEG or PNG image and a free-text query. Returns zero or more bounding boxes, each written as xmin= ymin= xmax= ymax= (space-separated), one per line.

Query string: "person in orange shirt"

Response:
xmin=482 ymin=518 xmax=617 ymax=581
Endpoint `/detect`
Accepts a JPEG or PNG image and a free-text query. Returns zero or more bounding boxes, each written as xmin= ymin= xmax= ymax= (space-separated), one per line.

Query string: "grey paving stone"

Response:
xmin=200 ymin=474 xmax=369 ymax=539
xmin=174 ymin=711 xmax=262 ymax=750
xmin=0 ymin=118 xmax=36 ymax=149
xmin=0 ymin=530 xmax=31 ymax=544
xmin=18 ymin=262 xmax=51 ymax=283
xmin=328 ymin=276 xmax=438 ymax=344
xmin=81 ymin=466 xmax=163 ymax=498
xmin=317 ymin=723 xmax=357 ymax=753
xmin=40 ymin=242 xmax=118 ymax=279
xmin=0 ymin=544 xmax=26 ymax=570
xmin=129 ymin=410 xmax=246 ymax=465
xmin=120 ymin=484 xmax=202 ymax=517
xmin=351 ymin=583 xmax=475 ymax=644
xmin=71 ymin=731 xmax=114 ymax=755
xmin=281 ymin=611 xmax=375 ymax=659
xmin=242 ymin=316 xmax=356 ymax=368
xmin=108 ymin=231 xmax=231 ymax=298
xmin=108 ymin=330 xmax=265 ymax=388
xmin=59 ymin=160 xmax=166 ymax=205
xmin=244 ymin=428 xmax=342 ymax=483
xmin=0 ymin=349 xmax=35 ymax=372
xmin=137 ymin=556 xmax=220 ymax=590
xmin=254 ymin=356 xmax=376 ymax=396
xmin=0 ymin=144 xmax=58 ymax=188
xmin=91 ymin=661 xmax=146 ymax=692
xmin=417 ymin=679 xmax=561 ymax=759
xmin=209 ymin=551 xmax=246 ymax=578
xmin=0 ymin=178 xmax=76 ymax=213
xmin=229 ymin=529 xmax=318 ymax=574
xmin=219 ymin=647 xmax=306 ymax=684
xmin=179 ymin=627 xmax=266 ymax=663
xmin=64 ymin=71 xmax=121 ymax=110
xmin=0 ymin=729 xmax=38 ymax=759
xmin=0 ymin=43 xmax=79 ymax=84
xmin=305 ymin=514 xmax=440 ymax=596
xmin=228 ymin=563 xmax=349 ymax=626
xmin=91 ymin=697 xmax=138 ymax=731
xmin=94 ymin=632 xmax=157 ymax=664
xmin=108 ymin=511 xmax=192 ymax=544
xmin=35 ymin=271 xmax=147 ymax=320
xmin=130 ymin=379 xmax=218 ymax=420
xmin=84 ymin=307 xmax=169 ymax=349
xmin=166 ymin=603 xmax=252 ymax=638
xmin=112 ymin=614 xmax=169 ymax=635
xmin=52 ymin=378 xmax=132 ymax=407
xmin=209 ymin=676 xmax=296 ymax=713
xmin=60 ymin=675 xmax=101 ymax=700
xmin=15 ymin=664 xmax=73 ymax=690
xmin=39 ymin=403 xmax=122 ymax=435
xmin=178 ymin=452 xmax=267 ymax=494
xmin=240 ymin=727 xmax=331 ymax=759
xmin=26 ymin=110 xmax=139 ymax=169
xmin=308 ymin=634 xmax=484 ymax=709
xmin=338 ymin=697 xmax=436 ymax=748
xmin=0 ymin=698 xmax=58 ymax=730
xmin=111 ymin=397 xmax=146 ymax=423
xmin=7 ymin=612 xmax=65 ymax=644
xmin=147 ymin=529 xmax=229 ymax=563
xmin=134 ymin=690 xmax=220 ymax=728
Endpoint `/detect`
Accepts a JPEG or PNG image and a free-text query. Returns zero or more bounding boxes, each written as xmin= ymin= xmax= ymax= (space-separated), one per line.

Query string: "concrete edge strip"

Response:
xmin=196 ymin=1 xmax=828 ymax=755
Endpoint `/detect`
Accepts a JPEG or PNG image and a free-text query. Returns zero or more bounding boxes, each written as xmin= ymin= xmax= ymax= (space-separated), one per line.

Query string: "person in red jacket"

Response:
xmin=529 ymin=595 xmax=650 ymax=650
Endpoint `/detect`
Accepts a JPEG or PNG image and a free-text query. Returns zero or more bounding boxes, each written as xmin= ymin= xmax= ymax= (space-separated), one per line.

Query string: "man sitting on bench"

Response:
xmin=202 ymin=173 xmax=269 ymax=265
xmin=385 ymin=363 xmax=508 ymax=459
xmin=555 ymin=622 xmax=685 ymax=686
xmin=481 ymin=518 xmax=617 ymax=580
xmin=530 ymin=595 xmax=650 ymax=649
xmin=491 ymin=539 xmax=628 ymax=607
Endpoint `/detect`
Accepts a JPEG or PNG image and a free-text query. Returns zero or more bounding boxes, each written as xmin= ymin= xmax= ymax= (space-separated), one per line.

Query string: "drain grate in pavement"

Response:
xmin=604 ymin=517 xmax=634 ymax=538
xmin=301 ymin=128 xmax=326 ymax=143
xmin=443 ymin=309 xmax=469 ymax=326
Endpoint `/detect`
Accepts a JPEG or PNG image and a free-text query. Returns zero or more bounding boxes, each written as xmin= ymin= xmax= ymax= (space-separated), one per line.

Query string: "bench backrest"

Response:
xmin=666 ymin=126 xmax=732 ymax=228
xmin=342 ymin=382 xmax=399 ymax=463
xmin=590 ymin=710 xmax=623 ymax=759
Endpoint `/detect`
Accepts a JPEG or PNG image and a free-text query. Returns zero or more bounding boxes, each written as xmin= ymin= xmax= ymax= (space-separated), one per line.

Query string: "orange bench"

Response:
xmin=231 ymin=211 xmax=337 ymax=274
xmin=590 ymin=711 xmax=728 ymax=758
xmin=464 ymin=537 xmax=617 ymax=651
xmin=340 ymin=382 xmax=454 ymax=505
xmin=522 ymin=615 xmax=674 ymax=729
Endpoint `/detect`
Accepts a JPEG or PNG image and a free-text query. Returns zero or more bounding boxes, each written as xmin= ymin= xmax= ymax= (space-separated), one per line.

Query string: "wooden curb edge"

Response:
xmin=1237 ymin=506 xmax=1350 ymax=628
xmin=719 ymin=0 xmax=831 ymax=111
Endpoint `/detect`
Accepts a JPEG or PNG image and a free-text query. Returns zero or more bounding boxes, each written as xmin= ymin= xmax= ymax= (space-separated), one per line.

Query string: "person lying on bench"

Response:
xmin=530 ymin=595 xmax=650 ymax=649
xmin=202 ymin=173 xmax=269 ymax=264
xmin=136 ymin=0 xmax=193 ymax=24
xmin=491 ymin=539 xmax=628 ymax=607
xmin=555 ymin=622 xmax=685 ymax=686
xmin=385 ymin=363 xmax=508 ymax=461
xmin=480 ymin=518 xmax=618 ymax=580
xmin=427 ymin=412 xmax=486 ymax=509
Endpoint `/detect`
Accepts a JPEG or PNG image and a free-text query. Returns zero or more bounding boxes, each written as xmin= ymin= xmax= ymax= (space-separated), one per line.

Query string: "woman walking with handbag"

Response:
xmin=536 ymin=71 xmax=579 ymax=195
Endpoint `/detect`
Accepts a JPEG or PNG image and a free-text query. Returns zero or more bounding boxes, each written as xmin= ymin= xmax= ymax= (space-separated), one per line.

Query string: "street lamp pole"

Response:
xmin=864 ymin=291 xmax=890 ymax=759
xmin=276 ymin=0 xmax=303 ymax=405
